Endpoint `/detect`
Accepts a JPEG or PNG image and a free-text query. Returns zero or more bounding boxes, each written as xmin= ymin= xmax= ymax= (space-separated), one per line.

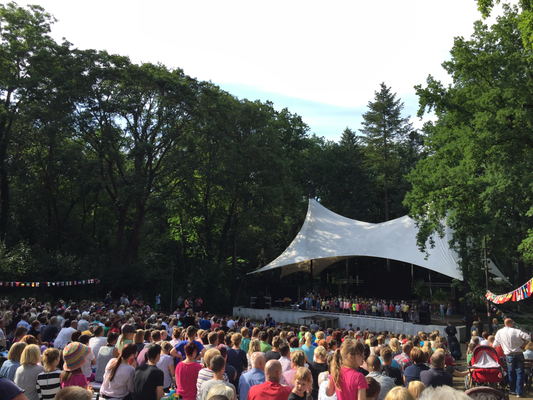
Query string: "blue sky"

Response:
xmin=20 ymin=0 xmax=509 ymax=142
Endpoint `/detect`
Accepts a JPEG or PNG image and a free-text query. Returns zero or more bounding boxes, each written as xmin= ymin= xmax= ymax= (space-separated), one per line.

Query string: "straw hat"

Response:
xmin=63 ymin=342 xmax=90 ymax=371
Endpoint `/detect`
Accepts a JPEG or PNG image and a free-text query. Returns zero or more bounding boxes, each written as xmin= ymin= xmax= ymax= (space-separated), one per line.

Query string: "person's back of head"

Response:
xmin=210 ymin=355 xmax=225 ymax=374
xmin=151 ymin=330 xmax=161 ymax=342
xmin=208 ymin=331 xmax=218 ymax=345
xmin=381 ymin=347 xmax=392 ymax=364
xmin=279 ymin=343 xmax=290 ymax=357
xmin=417 ymin=385 xmax=469 ymax=400
xmin=207 ymin=385 xmax=234 ymax=400
xmin=410 ymin=348 xmax=426 ymax=365
xmin=384 ymin=386 xmax=415 ymax=400
xmin=146 ymin=343 xmax=162 ymax=362
xmin=366 ymin=376 xmax=381 ymax=400
xmin=291 ymin=350 xmax=305 ymax=367
xmin=54 ymin=386 xmax=93 ymax=400
xmin=408 ymin=381 xmax=426 ymax=399
xmin=431 ymin=351 xmax=445 ymax=369
xmin=251 ymin=352 xmax=266 ymax=370
xmin=366 ymin=355 xmax=381 ymax=372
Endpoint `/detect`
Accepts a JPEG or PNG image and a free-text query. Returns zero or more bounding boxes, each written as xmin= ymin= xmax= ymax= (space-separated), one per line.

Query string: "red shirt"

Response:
xmin=248 ymin=380 xmax=292 ymax=400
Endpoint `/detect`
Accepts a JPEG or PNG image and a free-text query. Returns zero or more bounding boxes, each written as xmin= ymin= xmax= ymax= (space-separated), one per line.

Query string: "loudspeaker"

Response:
xmin=418 ymin=310 xmax=431 ymax=325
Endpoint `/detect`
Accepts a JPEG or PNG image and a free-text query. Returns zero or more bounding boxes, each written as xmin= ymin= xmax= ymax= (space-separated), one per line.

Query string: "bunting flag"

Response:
xmin=485 ymin=277 xmax=533 ymax=304
xmin=0 ymin=278 xmax=99 ymax=288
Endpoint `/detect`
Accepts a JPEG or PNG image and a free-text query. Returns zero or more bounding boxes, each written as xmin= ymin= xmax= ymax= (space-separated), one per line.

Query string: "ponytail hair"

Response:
xmin=331 ymin=348 xmax=343 ymax=390
xmin=108 ymin=343 xmax=137 ymax=381
xmin=331 ymin=339 xmax=364 ymax=391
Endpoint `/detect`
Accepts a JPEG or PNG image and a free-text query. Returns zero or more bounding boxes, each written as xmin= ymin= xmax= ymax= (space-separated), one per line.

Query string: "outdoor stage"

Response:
xmin=233 ymin=306 xmax=468 ymax=342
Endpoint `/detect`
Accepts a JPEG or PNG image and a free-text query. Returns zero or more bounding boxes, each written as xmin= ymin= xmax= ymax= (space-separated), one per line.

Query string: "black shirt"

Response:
xmin=182 ymin=316 xmax=196 ymax=328
xmin=265 ymin=350 xmax=281 ymax=362
xmin=134 ymin=364 xmax=164 ymax=400
xmin=309 ymin=362 xmax=328 ymax=400
xmin=41 ymin=324 xmax=59 ymax=343
xmin=382 ymin=365 xmax=403 ymax=386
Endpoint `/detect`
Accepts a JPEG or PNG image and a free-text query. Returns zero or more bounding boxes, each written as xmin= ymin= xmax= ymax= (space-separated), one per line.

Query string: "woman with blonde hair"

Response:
xmin=302 ymin=332 xmax=315 ymax=362
xmin=389 ymin=338 xmax=401 ymax=357
xmin=326 ymin=339 xmax=367 ymax=400
xmin=14 ymin=344 xmax=45 ymax=400
xmin=247 ymin=338 xmax=261 ymax=368
xmin=206 ymin=383 xmax=235 ymax=400
xmin=0 ymin=341 xmax=27 ymax=381
xmin=407 ymin=381 xmax=426 ymax=399
xmin=384 ymin=386 xmax=416 ymax=400
xmin=310 ymin=346 xmax=328 ymax=399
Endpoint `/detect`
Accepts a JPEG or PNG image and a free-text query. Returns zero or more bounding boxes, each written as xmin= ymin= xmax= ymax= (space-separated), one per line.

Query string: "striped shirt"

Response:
xmin=36 ymin=370 xmax=62 ymax=400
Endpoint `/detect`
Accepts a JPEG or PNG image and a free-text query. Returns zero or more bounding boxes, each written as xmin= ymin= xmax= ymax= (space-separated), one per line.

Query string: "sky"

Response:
xmin=19 ymin=0 xmax=507 ymax=141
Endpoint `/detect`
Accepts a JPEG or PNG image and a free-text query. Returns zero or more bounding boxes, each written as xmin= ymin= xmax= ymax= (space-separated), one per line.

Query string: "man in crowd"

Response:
xmin=53 ymin=319 xmax=77 ymax=350
xmin=265 ymin=336 xmax=282 ymax=361
xmin=248 ymin=360 xmax=292 ymax=400
xmin=278 ymin=343 xmax=291 ymax=372
xmin=366 ymin=355 xmax=396 ymax=400
xmin=420 ymin=352 xmax=453 ymax=388
xmin=239 ymin=352 xmax=266 ymax=400
xmin=494 ymin=318 xmax=531 ymax=397
xmin=380 ymin=348 xmax=402 ymax=385
xmin=260 ymin=331 xmax=273 ymax=353
xmin=134 ymin=343 xmax=164 ymax=400
xmin=444 ymin=321 xmax=457 ymax=344
xmin=41 ymin=316 xmax=59 ymax=344
xmin=394 ymin=341 xmax=413 ymax=372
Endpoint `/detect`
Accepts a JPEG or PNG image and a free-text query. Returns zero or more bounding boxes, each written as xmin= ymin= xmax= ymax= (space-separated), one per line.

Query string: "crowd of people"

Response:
xmin=298 ymin=293 xmax=453 ymax=323
xmin=0 ymin=296 xmax=528 ymax=400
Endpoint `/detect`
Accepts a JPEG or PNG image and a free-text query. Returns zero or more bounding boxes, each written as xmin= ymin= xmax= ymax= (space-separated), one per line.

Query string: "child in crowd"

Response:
xmin=326 ymin=339 xmax=368 ymax=400
xmin=289 ymin=367 xmax=313 ymax=400
xmin=60 ymin=342 xmax=91 ymax=389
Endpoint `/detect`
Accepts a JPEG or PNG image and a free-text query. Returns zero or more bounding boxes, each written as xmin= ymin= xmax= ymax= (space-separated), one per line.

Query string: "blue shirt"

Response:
xmin=404 ymin=363 xmax=430 ymax=387
xmin=200 ymin=319 xmax=211 ymax=330
xmin=174 ymin=340 xmax=204 ymax=359
xmin=238 ymin=368 xmax=265 ymax=400
xmin=379 ymin=356 xmax=401 ymax=371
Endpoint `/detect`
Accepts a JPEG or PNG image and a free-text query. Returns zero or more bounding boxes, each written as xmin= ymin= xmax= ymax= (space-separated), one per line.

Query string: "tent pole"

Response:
xmin=310 ymin=259 xmax=313 ymax=293
xmin=484 ymin=237 xmax=491 ymax=331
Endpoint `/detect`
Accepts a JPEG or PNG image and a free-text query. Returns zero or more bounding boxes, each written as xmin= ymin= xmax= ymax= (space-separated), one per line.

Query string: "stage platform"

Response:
xmin=233 ymin=306 xmax=467 ymax=342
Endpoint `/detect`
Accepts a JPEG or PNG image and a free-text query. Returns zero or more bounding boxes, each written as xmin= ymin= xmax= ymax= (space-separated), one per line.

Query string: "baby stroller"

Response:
xmin=465 ymin=345 xmax=504 ymax=389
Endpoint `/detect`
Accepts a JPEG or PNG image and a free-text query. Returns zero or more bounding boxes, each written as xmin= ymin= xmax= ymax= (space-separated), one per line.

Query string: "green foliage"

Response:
xmin=406 ymin=6 xmax=533 ymax=288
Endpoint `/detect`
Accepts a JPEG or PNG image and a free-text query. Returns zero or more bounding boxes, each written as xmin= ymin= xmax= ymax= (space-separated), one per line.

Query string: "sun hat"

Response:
xmin=63 ymin=342 xmax=90 ymax=371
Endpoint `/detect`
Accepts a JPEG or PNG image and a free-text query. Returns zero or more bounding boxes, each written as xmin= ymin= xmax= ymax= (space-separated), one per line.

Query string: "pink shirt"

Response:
xmin=61 ymin=372 xmax=88 ymax=389
xmin=175 ymin=361 xmax=203 ymax=400
xmin=281 ymin=368 xmax=297 ymax=388
xmin=329 ymin=367 xmax=368 ymax=400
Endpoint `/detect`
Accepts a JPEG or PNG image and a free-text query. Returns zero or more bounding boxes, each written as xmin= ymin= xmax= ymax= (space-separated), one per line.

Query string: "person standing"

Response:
xmin=155 ymin=294 xmax=161 ymax=311
xmin=248 ymin=360 xmax=291 ymax=400
xmin=493 ymin=318 xmax=531 ymax=397
xmin=134 ymin=343 xmax=164 ymax=400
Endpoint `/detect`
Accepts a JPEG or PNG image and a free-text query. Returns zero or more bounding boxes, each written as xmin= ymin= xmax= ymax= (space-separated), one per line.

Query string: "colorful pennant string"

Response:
xmin=485 ymin=277 xmax=533 ymax=304
xmin=0 ymin=278 xmax=99 ymax=288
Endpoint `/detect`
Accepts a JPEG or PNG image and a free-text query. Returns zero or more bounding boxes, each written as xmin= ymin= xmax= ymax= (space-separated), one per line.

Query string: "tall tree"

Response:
xmin=359 ymin=83 xmax=413 ymax=222
xmin=405 ymin=5 xmax=533 ymax=291
xmin=0 ymin=3 xmax=61 ymax=241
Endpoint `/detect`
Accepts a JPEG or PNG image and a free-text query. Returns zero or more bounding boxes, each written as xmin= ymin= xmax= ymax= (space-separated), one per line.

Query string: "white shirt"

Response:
xmin=493 ymin=326 xmax=531 ymax=355
xmin=89 ymin=336 xmax=107 ymax=360
xmin=100 ymin=359 xmax=135 ymax=399
xmin=54 ymin=327 xmax=75 ymax=349
xmin=82 ymin=350 xmax=96 ymax=378
xmin=227 ymin=319 xmax=235 ymax=329
xmin=279 ymin=356 xmax=291 ymax=372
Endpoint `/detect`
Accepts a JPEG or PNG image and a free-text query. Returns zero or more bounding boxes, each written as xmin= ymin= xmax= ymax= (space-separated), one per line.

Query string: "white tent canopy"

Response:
xmin=250 ymin=199 xmax=508 ymax=282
